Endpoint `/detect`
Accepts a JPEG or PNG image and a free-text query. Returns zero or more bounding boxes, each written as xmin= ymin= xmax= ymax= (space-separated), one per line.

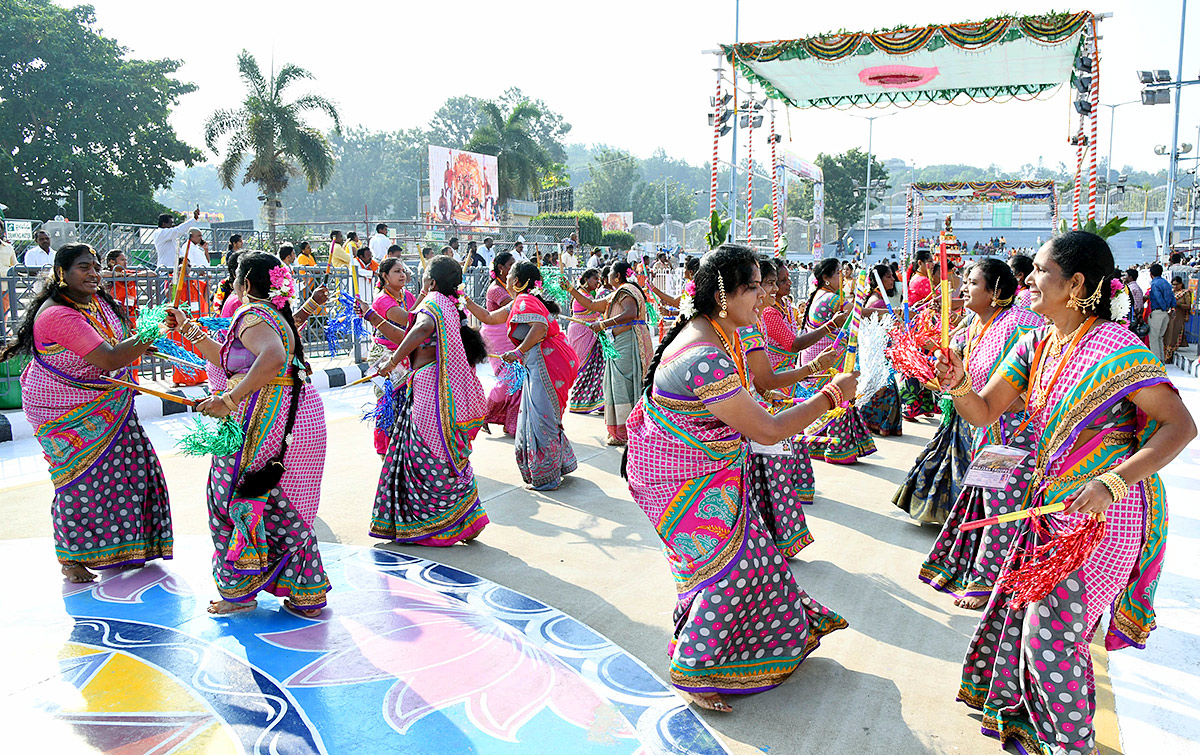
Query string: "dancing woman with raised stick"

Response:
xmin=936 ymin=232 xmax=1194 ymax=755
xmin=623 ymin=244 xmax=852 ymax=713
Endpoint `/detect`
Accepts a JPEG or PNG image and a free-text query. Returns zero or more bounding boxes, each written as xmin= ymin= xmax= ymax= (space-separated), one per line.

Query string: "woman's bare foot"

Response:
xmin=60 ymin=563 xmax=96 ymax=584
xmin=955 ymin=594 xmax=987 ymax=610
xmin=691 ymin=691 xmax=733 ymax=712
xmin=207 ymin=599 xmax=257 ymax=615
xmin=282 ymin=599 xmax=323 ymax=618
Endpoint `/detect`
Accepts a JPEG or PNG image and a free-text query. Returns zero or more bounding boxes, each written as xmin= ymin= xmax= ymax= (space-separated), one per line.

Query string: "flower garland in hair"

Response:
xmin=678 ymin=280 xmax=696 ymax=319
xmin=1109 ymin=278 xmax=1130 ymax=323
xmin=268 ymin=265 xmax=297 ymax=308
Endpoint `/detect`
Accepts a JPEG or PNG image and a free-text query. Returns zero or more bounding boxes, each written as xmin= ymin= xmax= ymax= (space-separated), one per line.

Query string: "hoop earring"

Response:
xmin=717 ymin=273 xmax=729 ymax=319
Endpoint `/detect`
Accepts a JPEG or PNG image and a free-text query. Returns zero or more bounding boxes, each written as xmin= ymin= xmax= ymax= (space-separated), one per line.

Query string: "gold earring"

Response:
xmin=56 ymin=268 xmax=65 ymax=286
xmin=991 ymin=291 xmax=1015 ymax=308
xmin=1068 ymin=278 xmax=1104 ymax=312
xmin=717 ymin=273 xmax=729 ymax=318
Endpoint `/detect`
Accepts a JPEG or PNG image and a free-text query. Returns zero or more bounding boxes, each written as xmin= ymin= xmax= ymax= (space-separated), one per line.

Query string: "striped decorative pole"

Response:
xmin=1071 ymin=124 xmax=1084 ymax=229
xmin=746 ymin=101 xmax=755 ymax=242
xmin=1086 ymin=20 xmax=1101 ymax=222
xmin=770 ymin=104 xmax=781 ymax=256
xmin=710 ymin=68 xmax=723 ymax=216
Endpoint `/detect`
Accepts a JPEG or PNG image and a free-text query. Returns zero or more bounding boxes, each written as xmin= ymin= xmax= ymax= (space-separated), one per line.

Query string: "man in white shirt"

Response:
xmin=512 ymin=241 xmax=529 ymax=264
xmin=368 ymin=223 xmax=390 ymax=262
xmin=23 ymin=230 xmax=55 ymax=267
xmin=588 ymin=248 xmax=602 ymax=269
xmin=477 ymin=237 xmax=497 ymax=268
xmin=561 ymin=242 xmax=577 ymax=268
xmin=0 ymin=228 xmax=17 ymax=276
xmin=152 ymin=209 xmax=200 ymax=268
xmin=183 ymin=228 xmax=211 ymax=267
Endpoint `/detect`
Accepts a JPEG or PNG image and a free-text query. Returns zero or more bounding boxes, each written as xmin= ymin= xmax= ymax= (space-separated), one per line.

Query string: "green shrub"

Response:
xmin=532 ymin=211 xmax=602 ymax=246
xmin=601 ymin=229 xmax=636 ymax=251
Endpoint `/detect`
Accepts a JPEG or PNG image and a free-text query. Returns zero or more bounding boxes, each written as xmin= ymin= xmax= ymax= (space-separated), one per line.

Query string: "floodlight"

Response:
xmin=1155 ymin=145 xmax=1169 ymax=155
xmin=751 ymin=115 xmax=764 ymax=128
xmin=1138 ymin=71 xmax=1156 ymax=84
xmin=1182 ymin=143 xmax=1194 ymax=155
xmin=1156 ymin=69 xmax=1172 ymax=82
xmin=1072 ymin=74 xmax=1092 ymax=94
xmin=740 ymin=114 xmax=749 ymax=128
xmin=1074 ymin=55 xmax=1093 ymax=73
xmin=718 ymin=125 xmax=732 ymax=137
xmin=1074 ymin=99 xmax=1093 ymax=116
xmin=1155 ymin=88 xmax=1171 ymax=105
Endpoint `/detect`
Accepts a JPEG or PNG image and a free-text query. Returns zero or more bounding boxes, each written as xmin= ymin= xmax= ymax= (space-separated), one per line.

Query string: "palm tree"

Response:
xmin=204 ymin=50 xmax=340 ymax=240
xmin=464 ymin=101 xmax=551 ymax=205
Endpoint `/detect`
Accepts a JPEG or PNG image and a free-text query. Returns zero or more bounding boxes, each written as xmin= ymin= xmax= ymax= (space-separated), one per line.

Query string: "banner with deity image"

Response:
xmin=429 ymin=145 xmax=499 ymax=226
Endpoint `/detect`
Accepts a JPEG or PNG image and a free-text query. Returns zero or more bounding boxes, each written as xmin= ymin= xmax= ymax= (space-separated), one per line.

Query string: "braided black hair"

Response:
xmin=427 ymin=256 xmax=487 ymax=366
xmin=802 ymin=258 xmax=840 ymax=329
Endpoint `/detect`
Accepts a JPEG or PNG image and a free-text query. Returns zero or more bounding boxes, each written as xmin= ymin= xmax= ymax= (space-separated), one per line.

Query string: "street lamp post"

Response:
xmin=1101 ymin=101 xmax=1139 ymax=223
xmin=849 ymin=113 xmax=895 ymax=261
xmin=1164 ymin=0 xmax=1188 ymax=257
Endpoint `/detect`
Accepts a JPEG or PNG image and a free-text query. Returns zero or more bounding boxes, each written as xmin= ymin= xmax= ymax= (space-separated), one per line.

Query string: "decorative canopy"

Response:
xmin=723 ymin=12 xmax=1093 ymax=109
xmin=911 ymin=180 xmax=1057 ymax=204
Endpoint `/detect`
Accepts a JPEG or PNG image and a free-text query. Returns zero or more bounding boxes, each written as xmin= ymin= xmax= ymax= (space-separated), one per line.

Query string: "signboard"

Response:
xmin=428 ymin=145 xmax=499 ymax=226
xmin=4 ymin=220 xmax=33 ymax=240
xmin=596 ymin=212 xmax=633 ymax=232
xmin=778 ymin=151 xmax=824 ymax=257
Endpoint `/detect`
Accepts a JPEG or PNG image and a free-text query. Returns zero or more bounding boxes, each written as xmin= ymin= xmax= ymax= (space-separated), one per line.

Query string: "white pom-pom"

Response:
xmin=854 ymin=314 xmax=891 ymax=408
xmin=1109 ymin=290 xmax=1130 ymax=324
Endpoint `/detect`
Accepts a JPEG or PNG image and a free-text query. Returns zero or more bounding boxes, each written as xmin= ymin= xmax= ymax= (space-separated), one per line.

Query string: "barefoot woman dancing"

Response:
xmin=4 ymin=244 xmax=173 ymax=584
xmin=624 ymin=244 xmax=851 ymax=713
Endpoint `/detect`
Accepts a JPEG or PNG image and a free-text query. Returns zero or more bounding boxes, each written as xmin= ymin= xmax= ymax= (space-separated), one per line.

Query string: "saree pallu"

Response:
xmin=372 ymin=293 xmax=488 ymax=544
xmin=603 ymin=284 xmax=653 ymax=442
xmin=800 ymin=290 xmax=876 ymax=464
xmin=626 ymin=385 xmax=846 ymax=693
xmin=921 ymin=306 xmax=1043 ymax=595
xmin=567 ymin=303 xmax=604 ymax=414
xmin=958 ymin=322 xmax=1171 ymax=755
xmin=860 ymin=377 xmax=903 ymax=436
xmin=483 ymin=282 xmax=520 ymax=435
xmin=510 ymin=294 xmax=578 ymax=489
xmin=23 ymin=301 xmax=172 ymax=569
xmin=746 ymin=448 xmax=814 ymax=557
xmin=892 ymin=408 xmax=973 ymax=524
xmin=208 ymin=303 xmax=330 ymax=609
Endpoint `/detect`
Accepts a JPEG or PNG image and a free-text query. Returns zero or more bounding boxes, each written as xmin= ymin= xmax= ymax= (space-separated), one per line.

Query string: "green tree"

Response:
xmin=0 ymin=0 xmax=201 ymax=222
xmin=496 ymin=87 xmax=572 ymax=164
xmin=576 ymin=148 xmax=641 ymax=213
xmin=631 ymin=178 xmax=699 ymax=225
xmin=814 ymin=148 xmax=889 ymax=237
xmin=426 ymin=95 xmax=488 ymax=149
xmin=204 ymin=50 xmax=341 ymax=239
xmin=464 ymin=101 xmax=551 ymax=203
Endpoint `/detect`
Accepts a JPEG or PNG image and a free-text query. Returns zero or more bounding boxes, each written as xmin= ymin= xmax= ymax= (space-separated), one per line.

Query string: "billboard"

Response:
xmin=429 ymin=145 xmax=499 ymax=226
xmin=596 ymin=212 xmax=633 ymax=232
xmin=778 ymin=151 xmax=825 ymax=257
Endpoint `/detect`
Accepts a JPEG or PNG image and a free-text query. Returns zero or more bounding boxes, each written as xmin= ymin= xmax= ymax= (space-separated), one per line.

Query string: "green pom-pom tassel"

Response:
xmin=646 ymin=298 xmax=661 ymax=328
xmin=136 ymin=304 xmax=169 ymax=343
xmin=938 ymin=394 xmax=956 ymax=427
xmin=177 ymin=416 xmax=245 ymax=457
xmin=538 ymin=267 xmax=572 ymax=309
xmin=598 ymin=330 xmax=621 ymax=360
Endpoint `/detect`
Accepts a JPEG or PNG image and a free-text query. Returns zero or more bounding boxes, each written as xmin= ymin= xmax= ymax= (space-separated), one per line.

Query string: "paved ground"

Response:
xmin=2 ymin=366 xmax=1197 ymax=754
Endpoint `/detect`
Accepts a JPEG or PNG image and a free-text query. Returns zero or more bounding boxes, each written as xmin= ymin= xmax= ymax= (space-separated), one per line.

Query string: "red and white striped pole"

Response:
xmin=1087 ymin=20 xmax=1101 ymax=222
xmin=710 ymin=67 xmax=723 ymax=216
xmin=770 ymin=103 xmax=781 ymax=256
xmin=745 ymin=102 xmax=754 ymax=243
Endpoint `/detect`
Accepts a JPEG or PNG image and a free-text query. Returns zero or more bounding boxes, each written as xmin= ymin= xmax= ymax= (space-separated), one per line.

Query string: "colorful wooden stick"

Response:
xmin=170 ymin=242 xmax=190 ymax=307
xmin=102 ymin=377 xmax=198 ymax=407
xmin=960 ymin=501 xmax=1066 ymax=532
xmin=938 ymin=240 xmax=950 ymax=349
xmin=844 ymin=269 xmax=870 ymax=373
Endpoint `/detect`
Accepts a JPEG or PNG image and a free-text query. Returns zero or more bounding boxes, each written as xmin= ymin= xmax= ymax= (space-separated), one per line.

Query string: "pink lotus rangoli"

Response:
xmin=858 ymin=65 xmax=940 ymax=89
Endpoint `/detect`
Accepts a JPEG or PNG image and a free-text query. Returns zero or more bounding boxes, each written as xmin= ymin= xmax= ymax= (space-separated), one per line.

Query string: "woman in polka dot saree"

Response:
xmin=625 ymin=245 xmax=850 ymax=712
xmin=371 ymin=274 xmax=488 ymax=546
xmin=172 ymin=253 xmax=331 ymax=617
xmin=8 ymin=244 xmax=172 ymax=583
xmin=938 ymin=233 xmax=1195 ymax=755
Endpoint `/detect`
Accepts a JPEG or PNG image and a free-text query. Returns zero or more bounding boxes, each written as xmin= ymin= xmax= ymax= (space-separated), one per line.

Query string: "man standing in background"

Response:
xmin=328 ymin=230 xmax=352 ymax=268
xmin=369 ymin=223 xmax=390 ymax=262
xmin=24 ymin=229 xmax=56 ymax=268
xmin=1147 ymin=262 xmax=1176 ymax=362
xmin=152 ymin=208 xmax=200 ymax=268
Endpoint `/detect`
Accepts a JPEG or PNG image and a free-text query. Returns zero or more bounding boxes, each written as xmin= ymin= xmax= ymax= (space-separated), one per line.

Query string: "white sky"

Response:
xmin=71 ymin=0 xmax=1200 ymax=177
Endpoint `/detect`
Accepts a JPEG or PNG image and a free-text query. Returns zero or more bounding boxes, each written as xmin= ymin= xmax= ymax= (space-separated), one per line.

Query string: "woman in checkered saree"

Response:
xmin=937 ymin=232 xmax=1195 ymax=755
xmin=623 ymin=244 xmax=853 ymax=713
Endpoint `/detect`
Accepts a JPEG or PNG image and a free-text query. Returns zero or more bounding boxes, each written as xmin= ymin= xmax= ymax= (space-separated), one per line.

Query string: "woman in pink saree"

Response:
xmin=169 ymin=252 xmax=330 ymax=618
xmin=938 ymin=233 xmax=1195 ymax=755
xmin=4 ymin=244 xmax=171 ymax=584
xmin=369 ymin=257 xmax=490 ymax=545
xmin=624 ymin=244 xmax=852 ymax=713
xmin=565 ymin=268 xmax=605 ymax=414
xmin=482 ymin=253 xmax=519 ymax=435
xmin=367 ymin=258 xmax=418 ymax=455
xmin=466 ymin=262 xmax=578 ymax=490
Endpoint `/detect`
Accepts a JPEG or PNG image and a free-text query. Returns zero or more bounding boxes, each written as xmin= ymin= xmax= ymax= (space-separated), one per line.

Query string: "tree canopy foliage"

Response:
xmin=0 ymin=0 xmax=200 ymax=222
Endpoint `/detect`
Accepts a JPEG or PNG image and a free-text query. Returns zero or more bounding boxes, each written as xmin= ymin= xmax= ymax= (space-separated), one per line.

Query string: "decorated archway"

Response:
xmin=903 ymin=180 xmax=1059 ymax=259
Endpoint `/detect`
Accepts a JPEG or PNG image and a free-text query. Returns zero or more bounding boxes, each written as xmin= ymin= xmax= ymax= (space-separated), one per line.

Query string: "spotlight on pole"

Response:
xmin=1155 ymin=69 xmax=1173 ymax=82
xmin=1138 ymin=70 xmax=1156 ymax=84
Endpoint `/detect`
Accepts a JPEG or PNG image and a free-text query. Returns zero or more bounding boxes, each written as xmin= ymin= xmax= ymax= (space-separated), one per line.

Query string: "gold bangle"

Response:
xmin=219 ymin=392 xmax=237 ymax=412
xmin=947 ymin=375 xmax=972 ymax=398
xmin=1095 ymin=471 xmax=1129 ymax=503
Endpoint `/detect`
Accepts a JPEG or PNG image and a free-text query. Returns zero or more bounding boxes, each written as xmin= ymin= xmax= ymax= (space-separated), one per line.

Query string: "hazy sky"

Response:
xmin=71 ymin=0 xmax=1200 ymax=178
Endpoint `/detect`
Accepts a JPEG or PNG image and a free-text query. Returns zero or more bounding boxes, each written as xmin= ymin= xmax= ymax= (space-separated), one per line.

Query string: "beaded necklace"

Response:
xmin=69 ymin=295 xmax=119 ymax=344
xmin=704 ymin=315 xmax=749 ymax=391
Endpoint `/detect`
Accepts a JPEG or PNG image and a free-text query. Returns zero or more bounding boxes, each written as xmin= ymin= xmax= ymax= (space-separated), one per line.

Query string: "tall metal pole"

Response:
xmin=1163 ymin=0 xmax=1188 ymax=259
xmin=1105 ymin=105 xmax=1117 ymax=223
xmin=728 ymin=0 xmax=740 ymax=242
xmin=863 ymin=118 xmax=874 ymax=262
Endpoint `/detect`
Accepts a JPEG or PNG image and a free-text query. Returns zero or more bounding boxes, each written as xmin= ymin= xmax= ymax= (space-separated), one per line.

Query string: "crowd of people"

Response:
xmin=4 ymin=221 xmax=1197 ymax=755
